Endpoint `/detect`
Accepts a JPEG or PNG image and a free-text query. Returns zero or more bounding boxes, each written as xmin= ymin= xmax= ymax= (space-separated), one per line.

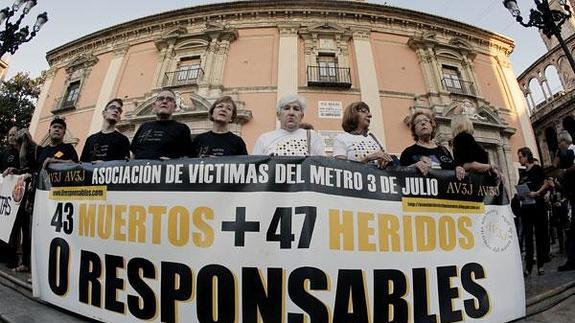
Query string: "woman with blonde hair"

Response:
xmin=333 ymin=101 xmax=393 ymax=167
xmin=400 ymin=110 xmax=465 ymax=180
xmin=451 ymin=114 xmax=501 ymax=179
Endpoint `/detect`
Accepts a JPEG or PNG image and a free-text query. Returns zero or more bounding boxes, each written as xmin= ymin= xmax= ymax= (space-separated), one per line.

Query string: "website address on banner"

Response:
xmin=49 ymin=186 xmax=107 ymax=201
xmin=402 ymin=197 xmax=484 ymax=214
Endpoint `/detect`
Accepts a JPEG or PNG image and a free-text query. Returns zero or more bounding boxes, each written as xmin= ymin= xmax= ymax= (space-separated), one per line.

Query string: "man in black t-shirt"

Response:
xmin=81 ymin=98 xmax=130 ymax=162
xmin=37 ymin=118 xmax=79 ymax=169
xmin=192 ymin=96 xmax=247 ymax=157
xmin=1 ymin=126 xmax=20 ymax=174
xmin=131 ymin=89 xmax=192 ymax=160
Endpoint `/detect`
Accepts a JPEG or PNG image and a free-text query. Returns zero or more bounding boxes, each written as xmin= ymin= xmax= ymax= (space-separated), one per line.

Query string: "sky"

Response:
xmin=3 ymin=0 xmax=552 ymax=86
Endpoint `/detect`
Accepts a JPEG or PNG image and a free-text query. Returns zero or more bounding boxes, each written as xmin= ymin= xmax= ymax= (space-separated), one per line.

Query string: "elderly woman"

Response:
xmin=451 ymin=114 xmax=501 ymax=179
xmin=192 ymin=96 xmax=247 ymax=157
xmin=333 ymin=101 xmax=393 ymax=167
xmin=400 ymin=110 xmax=465 ymax=180
xmin=517 ymin=147 xmax=551 ymax=276
xmin=252 ymin=94 xmax=325 ymax=156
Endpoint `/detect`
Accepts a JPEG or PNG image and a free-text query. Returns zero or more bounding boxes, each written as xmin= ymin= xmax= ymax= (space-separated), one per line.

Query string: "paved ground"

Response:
xmin=0 ymin=283 xmax=92 ymax=323
xmin=515 ymin=294 xmax=575 ymax=323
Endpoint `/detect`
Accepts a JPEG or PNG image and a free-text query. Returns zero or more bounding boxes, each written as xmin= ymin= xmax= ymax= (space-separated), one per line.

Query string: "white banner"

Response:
xmin=0 ymin=174 xmax=26 ymax=243
xmin=32 ymin=158 xmax=526 ymax=322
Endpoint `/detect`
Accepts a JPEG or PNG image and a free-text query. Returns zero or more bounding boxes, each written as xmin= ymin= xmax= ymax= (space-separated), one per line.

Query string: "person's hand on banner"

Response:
xmin=415 ymin=157 xmax=432 ymax=175
xmin=2 ymin=167 xmax=15 ymax=177
xmin=455 ymin=166 xmax=466 ymax=180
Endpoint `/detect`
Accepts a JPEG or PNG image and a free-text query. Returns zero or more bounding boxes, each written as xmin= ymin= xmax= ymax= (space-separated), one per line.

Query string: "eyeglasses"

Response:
xmin=414 ymin=118 xmax=431 ymax=126
xmin=156 ymin=96 xmax=175 ymax=103
xmin=355 ymin=107 xmax=370 ymax=113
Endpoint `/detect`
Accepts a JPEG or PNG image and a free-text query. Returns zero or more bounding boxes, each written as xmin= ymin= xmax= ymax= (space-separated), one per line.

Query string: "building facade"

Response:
xmin=30 ymin=0 xmax=535 ymax=187
xmin=517 ymin=0 xmax=575 ymax=168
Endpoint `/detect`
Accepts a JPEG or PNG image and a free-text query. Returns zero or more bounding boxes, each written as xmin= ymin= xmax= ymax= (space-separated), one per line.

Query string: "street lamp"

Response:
xmin=503 ymin=0 xmax=575 ymax=73
xmin=0 ymin=0 xmax=47 ymax=57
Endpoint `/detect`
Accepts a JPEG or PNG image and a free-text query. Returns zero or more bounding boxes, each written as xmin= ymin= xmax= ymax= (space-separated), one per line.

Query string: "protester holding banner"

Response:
xmin=37 ymin=118 xmax=79 ymax=169
xmin=400 ymin=110 xmax=465 ymax=180
xmin=252 ymin=94 xmax=325 ymax=156
xmin=451 ymin=114 xmax=501 ymax=180
xmin=191 ymin=96 xmax=247 ymax=157
xmin=80 ymin=98 xmax=130 ymax=162
xmin=0 ymin=126 xmax=20 ymax=175
xmin=0 ymin=126 xmax=20 ymax=267
xmin=517 ymin=147 xmax=551 ymax=276
xmin=333 ymin=101 xmax=393 ymax=168
xmin=131 ymin=89 xmax=193 ymax=160
xmin=0 ymin=127 xmax=39 ymax=273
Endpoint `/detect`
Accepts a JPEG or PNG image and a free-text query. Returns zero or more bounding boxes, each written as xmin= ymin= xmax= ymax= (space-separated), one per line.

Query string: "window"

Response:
xmin=63 ymin=81 xmax=80 ymax=107
xmin=317 ymin=54 xmax=337 ymax=81
xmin=176 ymin=56 xmax=201 ymax=82
xmin=442 ymin=65 xmax=462 ymax=92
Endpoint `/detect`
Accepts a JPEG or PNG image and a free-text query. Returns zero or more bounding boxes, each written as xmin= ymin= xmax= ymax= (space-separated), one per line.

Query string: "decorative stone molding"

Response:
xmin=278 ymin=24 xmax=299 ymax=35
xmin=64 ymin=53 xmax=98 ymax=74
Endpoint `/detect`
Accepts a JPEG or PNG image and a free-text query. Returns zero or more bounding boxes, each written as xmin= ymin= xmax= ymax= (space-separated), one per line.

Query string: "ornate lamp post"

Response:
xmin=0 ymin=0 xmax=48 ymax=57
xmin=503 ymin=0 xmax=575 ymax=72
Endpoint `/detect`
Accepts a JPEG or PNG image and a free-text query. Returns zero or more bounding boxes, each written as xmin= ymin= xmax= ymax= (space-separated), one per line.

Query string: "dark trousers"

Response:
xmin=522 ymin=203 xmax=549 ymax=270
xmin=9 ymin=185 xmax=32 ymax=267
xmin=565 ymin=200 xmax=575 ymax=266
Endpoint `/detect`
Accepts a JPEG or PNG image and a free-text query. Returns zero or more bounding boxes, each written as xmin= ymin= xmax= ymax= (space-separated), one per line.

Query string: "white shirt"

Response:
xmin=252 ymin=128 xmax=325 ymax=156
xmin=332 ymin=132 xmax=382 ymax=162
xmin=569 ymin=144 xmax=575 ymax=164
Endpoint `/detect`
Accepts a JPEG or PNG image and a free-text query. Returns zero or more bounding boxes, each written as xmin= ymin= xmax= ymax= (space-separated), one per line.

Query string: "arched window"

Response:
xmin=528 ymin=78 xmax=545 ymax=107
xmin=544 ymin=64 xmax=563 ymax=96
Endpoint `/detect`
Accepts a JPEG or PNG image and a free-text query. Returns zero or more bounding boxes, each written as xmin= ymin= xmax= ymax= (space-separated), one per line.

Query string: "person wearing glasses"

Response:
xmin=333 ymin=101 xmax=393 ymax=167
xmin=80 ymin=98 xmax=130 ymax=162
xmin=131 ymin=89 xmax=193 ymax=160
xmin=252 ymin=94 xmax=325 ymax=156
xmin=191 ymin=96 xmax=247 ymax=157
xmin=400 ymin=110 xmax=465 ymax=180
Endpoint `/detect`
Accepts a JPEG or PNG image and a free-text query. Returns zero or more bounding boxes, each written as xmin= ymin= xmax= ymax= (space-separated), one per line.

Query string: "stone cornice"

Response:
xmin=46 ymin=0 xmax=515 ymax=66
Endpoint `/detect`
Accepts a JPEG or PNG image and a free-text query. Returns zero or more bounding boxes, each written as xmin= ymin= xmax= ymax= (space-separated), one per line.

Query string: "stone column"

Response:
xmin=153 ymin=42 xmax=175 ymax=89
xmin=29 ymin=69 xmax=56 ymax=139
xmin=87 ymin=47 xmax=129 ymax=135
xmin=352 ymin=29 xmax=386 ymax=147
xmin=276 ymin=25 xmax=300 ymax=129
xmin=198 ymin=38 xmax=219 ymax=97
xmin=496 ymin=53 xmax=539 ymax=160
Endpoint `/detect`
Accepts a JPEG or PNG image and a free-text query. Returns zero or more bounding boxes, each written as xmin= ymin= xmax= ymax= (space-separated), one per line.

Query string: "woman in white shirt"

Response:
xmin=333 ymin=101 xmax=392 ymax=167
xmin=253 ymin=95 xmax=325 ymax=156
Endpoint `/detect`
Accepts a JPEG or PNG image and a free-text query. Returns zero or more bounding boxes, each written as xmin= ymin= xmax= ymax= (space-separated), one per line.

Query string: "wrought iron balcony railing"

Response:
xmin=307 ymin=66 xmax=352 ymax=88
xmin=442 ymin=78 xmax=476 ymax=96
xmin=163 ymin=67 xmax=204 ymax=87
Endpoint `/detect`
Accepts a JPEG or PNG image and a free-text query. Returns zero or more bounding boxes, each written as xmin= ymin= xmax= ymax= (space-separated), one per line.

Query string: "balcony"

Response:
xmin=307 ymin=66 xmax=352 ymax=89
xmin=442 ymin=78 xmax=476 ymax=96
xmin=52 ymin=96 xmax=77 ymax=113
xmin=163 ymin=68 xmax=204 ymax=87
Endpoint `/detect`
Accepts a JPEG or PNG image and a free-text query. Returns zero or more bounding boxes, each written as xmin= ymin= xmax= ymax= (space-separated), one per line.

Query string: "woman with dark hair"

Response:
xmin=333 ymin=102 xmax=393 ymax=167
xmin=400 ymin=110 xmax=465 ymax=180
xmin=517 ymin=146 xmax=551 ymax=276
xmin=191 ymin=96 xmax=247 ymax=157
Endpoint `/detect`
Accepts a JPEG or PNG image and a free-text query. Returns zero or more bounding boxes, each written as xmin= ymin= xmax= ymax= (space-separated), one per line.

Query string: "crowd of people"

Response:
xmin=0 ymin=87 xmax=573 ymax=282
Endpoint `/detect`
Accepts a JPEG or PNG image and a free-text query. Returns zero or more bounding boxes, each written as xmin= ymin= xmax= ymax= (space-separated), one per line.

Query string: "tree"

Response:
xmin=0 ymin=72 xmax=44 ymax=148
